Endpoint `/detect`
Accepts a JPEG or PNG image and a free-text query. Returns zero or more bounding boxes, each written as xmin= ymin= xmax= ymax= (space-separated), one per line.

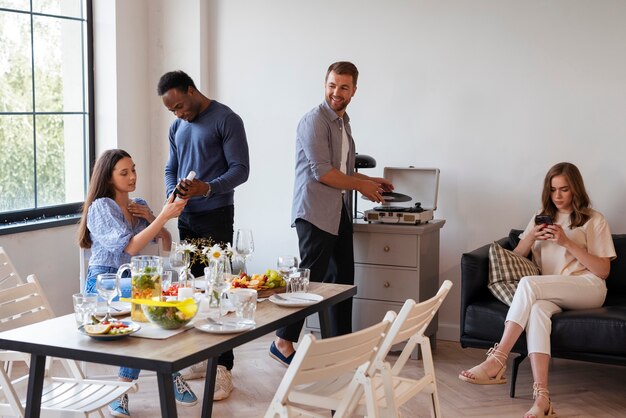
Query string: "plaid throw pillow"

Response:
xmin=488 ymin=242 xmax=540 ymax=305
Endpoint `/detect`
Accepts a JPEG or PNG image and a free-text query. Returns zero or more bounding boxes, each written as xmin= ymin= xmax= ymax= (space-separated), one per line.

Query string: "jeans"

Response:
xmin=85 ymin=265 xmax=131 ymax=299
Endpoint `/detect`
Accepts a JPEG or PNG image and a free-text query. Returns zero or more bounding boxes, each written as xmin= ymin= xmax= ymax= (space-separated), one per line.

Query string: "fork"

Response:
xmin=204 ymin=317 xmax=241 ymax=327
xmin=274 ymin=294 xmax=318 ymax=302
xmin=204 ymin=317 xmax=223 ymax=326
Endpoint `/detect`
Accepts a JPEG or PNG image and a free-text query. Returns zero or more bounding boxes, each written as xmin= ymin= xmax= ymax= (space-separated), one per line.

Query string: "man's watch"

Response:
xmin=203 ymin=182 xmax=211 ymax=197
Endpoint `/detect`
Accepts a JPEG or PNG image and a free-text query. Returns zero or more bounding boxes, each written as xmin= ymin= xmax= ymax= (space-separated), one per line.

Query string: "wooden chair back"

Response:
xmin=369 ymin=279 xmax=453 ymax=418
xmin=265 ymin=311 xmax=396 ymax=418
xmin=0 ymin=247 xmax=23 ymax=290
xmin=377 ymin=280 xmax=453 ymax=375
xmin=0 ymin=274 xmax=137 ymax=417
xmin=0 ymin=274 xmax=54 ymax=333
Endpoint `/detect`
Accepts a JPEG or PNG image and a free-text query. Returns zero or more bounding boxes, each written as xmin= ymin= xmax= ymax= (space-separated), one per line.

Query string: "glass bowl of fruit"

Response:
xmin=138 ymin=298 xmax=199 ymax=330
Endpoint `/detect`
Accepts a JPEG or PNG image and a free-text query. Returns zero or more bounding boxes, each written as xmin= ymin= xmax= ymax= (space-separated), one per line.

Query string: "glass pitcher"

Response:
xmin=117 ymin=255 xmax=163 ymax=322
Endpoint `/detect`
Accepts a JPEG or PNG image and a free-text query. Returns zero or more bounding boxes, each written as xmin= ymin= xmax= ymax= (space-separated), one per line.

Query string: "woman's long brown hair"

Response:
xmin=540 ymin=162 xmax=591 ymax=229
xmin=77 ymin=149 xmax=132 ymax=248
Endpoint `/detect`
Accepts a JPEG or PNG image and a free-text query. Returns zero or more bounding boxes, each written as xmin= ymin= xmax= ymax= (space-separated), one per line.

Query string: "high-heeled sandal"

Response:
xmin=458 ymin=343 xmax=508 ymax=385
xmin=524 ymin=382 xmax=557 ymax=418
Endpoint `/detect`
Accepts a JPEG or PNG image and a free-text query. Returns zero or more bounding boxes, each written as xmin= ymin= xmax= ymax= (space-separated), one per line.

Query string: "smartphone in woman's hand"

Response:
xmin=535 ymin=215 xmax=553 ymax=227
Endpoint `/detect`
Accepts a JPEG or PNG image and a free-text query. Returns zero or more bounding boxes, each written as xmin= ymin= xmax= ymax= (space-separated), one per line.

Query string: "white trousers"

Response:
xmin=505 ymin=274 xmax=607 ymax=355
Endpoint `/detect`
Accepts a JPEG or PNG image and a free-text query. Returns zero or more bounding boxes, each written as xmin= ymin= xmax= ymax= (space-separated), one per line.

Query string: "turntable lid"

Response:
xmin=382 ymin=167 xmax=439 ymax=210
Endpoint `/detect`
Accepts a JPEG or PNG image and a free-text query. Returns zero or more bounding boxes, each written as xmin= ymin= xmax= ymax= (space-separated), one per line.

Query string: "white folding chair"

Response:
xmin=0 ymin=274 xmax=137 ymax=417
xmin=266 ymin=280 xmax=453 ymax=418
xmin=79 ymin=247 xmax=91 ymax=293
xmin=360 ymin=279 xmax=453 ymax=418
xmin=264 ymin=311 xmax=396 ymax=418
xmin=0 ymin=247 xmax=23 ymax=289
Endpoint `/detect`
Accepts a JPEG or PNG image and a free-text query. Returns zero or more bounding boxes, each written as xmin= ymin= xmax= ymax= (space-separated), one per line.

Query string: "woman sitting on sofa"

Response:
xmin=459 ymin=162 xmax=616 ymax=418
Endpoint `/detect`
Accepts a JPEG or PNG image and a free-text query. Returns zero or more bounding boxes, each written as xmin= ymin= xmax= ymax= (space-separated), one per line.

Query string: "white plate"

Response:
xmin=193 ymin=318 xmax=254 ymax=334
xmin=96 ymin=301 xmax=131 ymax=316
xmin=78 ymin=321 xmax=141 ymax=341
xmin=268 ymin=293 xmax=323 ymax=307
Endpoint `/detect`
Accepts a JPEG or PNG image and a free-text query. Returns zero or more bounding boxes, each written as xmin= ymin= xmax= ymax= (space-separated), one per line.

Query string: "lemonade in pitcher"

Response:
xmin=118 ymin=256 xmax=163 ymax=322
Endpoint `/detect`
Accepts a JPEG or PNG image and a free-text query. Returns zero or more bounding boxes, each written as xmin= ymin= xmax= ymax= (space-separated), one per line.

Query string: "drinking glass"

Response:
xmin=161 ymin=271 xmax=173 ymax=296
xmin=230 ymin=288 xmax=257 ymax=325
xmin=96 ymin=273 xmax=120 ymax=322
xmin=277 ymin=255 xmax=298 ymax=292
xmin=207 ymin=256 xmax=232 ymax=319
xmin=288 ymin=268 xmax=310 ymax=293
xmin=169 ymin=242 xmax=190 ymax=286
xmin=234 ymin=229 xmax=254 ymax=273
xmin=72 ymin=293 xmax=98 ymax=327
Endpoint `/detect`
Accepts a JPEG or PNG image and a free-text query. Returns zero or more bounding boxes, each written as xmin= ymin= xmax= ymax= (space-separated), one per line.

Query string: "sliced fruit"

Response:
xmin=84 ymin=323 xmax=112 ymax=335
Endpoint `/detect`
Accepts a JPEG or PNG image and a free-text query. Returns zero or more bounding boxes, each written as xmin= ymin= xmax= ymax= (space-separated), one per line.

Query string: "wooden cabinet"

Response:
xmin=352 ymin=220 xmax=445 ymax=341
xmin=305 ymin=219 xmax=445 ymax=344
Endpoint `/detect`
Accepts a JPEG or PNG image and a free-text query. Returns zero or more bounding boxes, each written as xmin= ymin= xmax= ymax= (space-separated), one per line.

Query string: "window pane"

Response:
xmin=0 ymin=10 xmax=33 ymax=112
xmin=32 ymin=0 xmax=83 ymax=18
xmin=35 ymin=114 xmax=85 ymax=207
xmin=0 ymin=0 xmax=29 ymax=11
xmin=33 ymin=15 xmax=84 ymax=112
xmin=0 ymin=115 xmax=35 ymax=212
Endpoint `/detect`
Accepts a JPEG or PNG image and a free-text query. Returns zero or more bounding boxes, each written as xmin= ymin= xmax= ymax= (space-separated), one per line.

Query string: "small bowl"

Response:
xmin=141 ymin=299 xmax=200 ymax=330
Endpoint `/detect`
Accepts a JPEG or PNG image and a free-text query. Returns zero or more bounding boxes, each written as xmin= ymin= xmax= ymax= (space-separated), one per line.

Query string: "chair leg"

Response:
xmin=509 ymin=353 xmax=527 ymax=398
xmin=420 ymin=339 xmax=442 ymax=418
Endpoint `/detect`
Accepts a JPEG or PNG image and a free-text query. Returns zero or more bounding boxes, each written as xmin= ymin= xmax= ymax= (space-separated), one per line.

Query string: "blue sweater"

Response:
xmin=165 ymin=100 xmax=250 ymax=213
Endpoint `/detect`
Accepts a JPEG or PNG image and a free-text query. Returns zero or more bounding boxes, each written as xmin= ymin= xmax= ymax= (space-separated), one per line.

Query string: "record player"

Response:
xmin=362 ymin=167 xmax=440 ymax=225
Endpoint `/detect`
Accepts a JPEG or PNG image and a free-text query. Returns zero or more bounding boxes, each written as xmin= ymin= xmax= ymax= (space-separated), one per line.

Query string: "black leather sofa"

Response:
xmin=460 ymin=229 xmax=626 ymax=397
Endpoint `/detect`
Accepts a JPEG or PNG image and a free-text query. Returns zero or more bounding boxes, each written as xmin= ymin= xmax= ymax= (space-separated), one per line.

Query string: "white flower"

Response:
xmin=224 ymin=243 xmax=235 ymax=257
xmin=177 ymin=243 xmax=197 ymax=254
xmin=203 ymin=244 xmax=224 ymax=260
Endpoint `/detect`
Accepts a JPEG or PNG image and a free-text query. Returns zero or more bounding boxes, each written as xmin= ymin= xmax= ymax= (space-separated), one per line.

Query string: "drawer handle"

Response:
xmin=383 ymin=245 xmax=390 ymax=252
xmin=383 ymin=282 xmax=390 ymax=288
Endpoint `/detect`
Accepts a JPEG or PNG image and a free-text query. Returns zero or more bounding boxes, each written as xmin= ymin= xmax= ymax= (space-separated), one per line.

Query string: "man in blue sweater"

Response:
xmin=158 ymin=70 xmax=250 ymax=401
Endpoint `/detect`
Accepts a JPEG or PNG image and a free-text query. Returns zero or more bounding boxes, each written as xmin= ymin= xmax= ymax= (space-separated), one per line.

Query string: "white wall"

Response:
xmin=201 ymin=0 xmax=626 ymax=340
xmin=3 ymin=1 xmax=625 ymax=336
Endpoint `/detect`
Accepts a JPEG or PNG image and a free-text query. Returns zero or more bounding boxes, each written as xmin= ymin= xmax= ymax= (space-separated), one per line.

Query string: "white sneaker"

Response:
xmin=180 ymin=360 xmax=207 ymax=380
xmin=213 ymin=365 xmax=233 ymax=401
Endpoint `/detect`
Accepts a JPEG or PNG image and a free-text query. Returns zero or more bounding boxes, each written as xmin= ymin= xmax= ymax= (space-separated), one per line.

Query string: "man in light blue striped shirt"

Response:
xmin=270 ymin=61 xmax=394 ymax=366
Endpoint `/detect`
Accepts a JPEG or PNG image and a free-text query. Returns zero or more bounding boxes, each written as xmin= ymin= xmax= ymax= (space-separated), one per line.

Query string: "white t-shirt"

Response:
xmin=520 ymin=209 xmax=616 ymax=276
xmin=339 ymin=118 xmax=349 ymax=175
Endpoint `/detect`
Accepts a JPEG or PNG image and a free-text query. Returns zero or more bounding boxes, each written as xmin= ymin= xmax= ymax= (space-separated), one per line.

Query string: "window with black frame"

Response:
xmin=0 ymin=0 xmax=93 ymax=234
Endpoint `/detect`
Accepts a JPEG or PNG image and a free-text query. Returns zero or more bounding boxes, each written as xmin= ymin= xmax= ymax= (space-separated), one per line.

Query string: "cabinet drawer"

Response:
xmin=355 ymin=265 xmax=418 ymax=302
xmin=352 ymin=299 xmax=415 ymax=355
xmin=353 ymin=232 xmax=417 ymax=267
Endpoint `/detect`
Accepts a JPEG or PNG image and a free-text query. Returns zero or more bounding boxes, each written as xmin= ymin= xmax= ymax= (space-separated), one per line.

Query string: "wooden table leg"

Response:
xmin=319 ymin=307 xmax=333 ymax=339
xmin=24 ymin=353 xmax=46 ymax=418
xmin=201 ymin=357 xmax=219 ymax=417
xmin=157 ymin=371 xmax=178 ymax=417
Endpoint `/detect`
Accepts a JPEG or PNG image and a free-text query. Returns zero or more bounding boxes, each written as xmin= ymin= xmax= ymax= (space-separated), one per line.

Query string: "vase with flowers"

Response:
xmin=201 ymin=243 xmax=235 ymax=308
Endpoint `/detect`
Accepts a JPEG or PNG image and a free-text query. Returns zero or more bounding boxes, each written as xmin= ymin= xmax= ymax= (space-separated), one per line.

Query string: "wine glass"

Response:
xmin=277 ymin=255 xmax=298 ymax=292
xmin=96 ymin=273 xmax=119 ymax=322
xmin=235 ymin=229 xmax=254 ymax=273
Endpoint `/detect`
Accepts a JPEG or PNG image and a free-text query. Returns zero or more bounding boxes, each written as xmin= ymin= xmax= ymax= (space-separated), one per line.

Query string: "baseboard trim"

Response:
xmin=437 ymin=322 xmax=459 ymax=342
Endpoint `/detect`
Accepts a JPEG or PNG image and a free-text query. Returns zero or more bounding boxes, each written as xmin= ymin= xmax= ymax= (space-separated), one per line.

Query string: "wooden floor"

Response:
xmin=12 ymin=334 xmax=626 ymax=417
